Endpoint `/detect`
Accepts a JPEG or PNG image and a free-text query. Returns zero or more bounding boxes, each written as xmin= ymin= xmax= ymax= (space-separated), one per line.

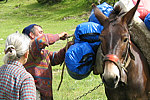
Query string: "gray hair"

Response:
xmin=3 ymin=32 xmax=31 ymax=64
xmin=30 ymin=25 xmax=42 ymax=35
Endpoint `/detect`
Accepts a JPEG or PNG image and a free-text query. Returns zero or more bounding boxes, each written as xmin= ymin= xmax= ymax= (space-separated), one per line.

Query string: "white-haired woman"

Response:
xmin=0 ymin=32 xmax=36 ymax=100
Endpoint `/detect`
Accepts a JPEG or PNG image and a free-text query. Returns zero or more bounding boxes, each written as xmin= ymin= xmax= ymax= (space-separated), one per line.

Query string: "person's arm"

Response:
xmin=20 ymin=77 xmax=36 ymax=100
xmin=50 ymin=47 xmax=66 ymax=66
xmin=30 ymin=32 xmax=71 ymax=64
xmin=34 ymin=34 xmax=60 ymax=50
xmin=50 ymin=41 xmax=74 ymax=66
xmin=30 ymin=32 xmax=68 ymax=52
xmin=29 ymin=33 xmax=60 ymax=56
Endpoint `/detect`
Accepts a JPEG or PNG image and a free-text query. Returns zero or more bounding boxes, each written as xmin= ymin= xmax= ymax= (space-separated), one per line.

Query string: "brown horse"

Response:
xmin=93 ymin=0 xmax=150 ymax=99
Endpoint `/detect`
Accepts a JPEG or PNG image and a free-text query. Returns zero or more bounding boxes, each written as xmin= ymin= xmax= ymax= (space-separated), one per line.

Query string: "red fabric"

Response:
xmin=132 ymin=0 xmax=150 ymax=20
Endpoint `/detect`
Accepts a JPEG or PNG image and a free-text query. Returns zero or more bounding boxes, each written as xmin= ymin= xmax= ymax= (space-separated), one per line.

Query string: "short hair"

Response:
xmin=30 ymin=25 xmax=42 ymax=35
xmin=3 ymin=32 xmax=31 ymax=64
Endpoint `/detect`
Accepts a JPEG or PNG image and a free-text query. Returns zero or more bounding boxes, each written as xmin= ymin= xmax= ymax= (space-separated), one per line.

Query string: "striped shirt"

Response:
xmin=0 ymin=60 xmax=36 ymax=100
xmin=24 ymin=34 xmax=66 ymax=99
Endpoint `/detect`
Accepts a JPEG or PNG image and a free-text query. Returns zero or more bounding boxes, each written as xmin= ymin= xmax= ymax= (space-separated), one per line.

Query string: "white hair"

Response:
xmin=3 ymin=32 xmax=31 ymax=64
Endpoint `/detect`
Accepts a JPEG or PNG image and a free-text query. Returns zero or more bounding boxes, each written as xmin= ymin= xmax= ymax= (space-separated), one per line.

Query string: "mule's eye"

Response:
xmin=123 ymin=38 xmax=128 ymax=42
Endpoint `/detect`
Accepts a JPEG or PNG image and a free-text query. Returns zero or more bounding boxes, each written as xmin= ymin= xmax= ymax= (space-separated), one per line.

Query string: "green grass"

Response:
xmin=53 ymin=70 xmax=106 ymax=100
xmin=0 ymin=0 xmax=107 ymax=99
xmin=0 ymin=0 xmax=91 ymax=64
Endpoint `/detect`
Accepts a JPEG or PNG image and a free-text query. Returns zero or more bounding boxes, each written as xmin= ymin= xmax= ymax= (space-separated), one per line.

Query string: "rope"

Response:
xmin=57 ymin=34 xmax=74 ymax=91
xmin=57 ymin=61 xmax=66 ymax=91
xmin=74 ymin=82 xmax=103 ymax=100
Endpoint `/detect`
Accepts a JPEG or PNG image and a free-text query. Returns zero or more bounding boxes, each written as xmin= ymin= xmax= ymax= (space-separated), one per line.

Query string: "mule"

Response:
xmin=93 ymin=0 xmax=150 ymax=99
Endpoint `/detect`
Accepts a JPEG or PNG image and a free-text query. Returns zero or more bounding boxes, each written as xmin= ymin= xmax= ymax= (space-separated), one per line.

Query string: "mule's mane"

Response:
xmin=109 ymin=5 xmax=125 ymax=22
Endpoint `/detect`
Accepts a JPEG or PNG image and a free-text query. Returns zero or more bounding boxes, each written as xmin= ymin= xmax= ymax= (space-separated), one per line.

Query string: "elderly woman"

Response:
xmin=0 ymin=32 xmax=36 ymax=99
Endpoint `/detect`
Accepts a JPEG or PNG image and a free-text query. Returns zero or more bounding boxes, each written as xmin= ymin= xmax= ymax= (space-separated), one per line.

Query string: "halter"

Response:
xmin=103 ymin=54 xmax=123 ymax=72
xmin=102 ymin=41 xmax=131 ymax=74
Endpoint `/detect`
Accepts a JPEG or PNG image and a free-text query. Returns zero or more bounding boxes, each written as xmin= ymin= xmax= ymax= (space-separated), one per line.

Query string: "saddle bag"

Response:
xmin=65 ymin=42 xmax=95 ymax=80
xmin=74 ymin=22 xmax=102 ymax=53
xmin=144 ymin=13 xmax=150 ymax=30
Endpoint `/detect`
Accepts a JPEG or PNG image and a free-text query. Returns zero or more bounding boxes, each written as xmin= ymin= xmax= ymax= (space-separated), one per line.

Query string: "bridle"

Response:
xmin=100 ymin=39 xmax=132 ymax=78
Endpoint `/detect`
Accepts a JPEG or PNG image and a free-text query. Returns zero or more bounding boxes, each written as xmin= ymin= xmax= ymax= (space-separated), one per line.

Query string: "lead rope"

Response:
xmin=57 ymin=61 xmax=66 ymax=91
xmin=57 ymin=34 xmax=74 ymax=91
xmin=74 ymin=82 xmax=103 ymax=100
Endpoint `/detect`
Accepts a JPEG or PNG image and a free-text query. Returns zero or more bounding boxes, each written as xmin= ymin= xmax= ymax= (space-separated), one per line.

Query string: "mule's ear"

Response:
xmin=92 ymin=3 xmax=108 ymax=26
xmin=122 ymin=0 xmax=140 ymax=25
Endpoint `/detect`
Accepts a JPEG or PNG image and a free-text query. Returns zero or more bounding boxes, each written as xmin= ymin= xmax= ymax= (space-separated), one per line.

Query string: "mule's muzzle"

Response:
xmin=102 ymin=74 xmax=119 ymax=88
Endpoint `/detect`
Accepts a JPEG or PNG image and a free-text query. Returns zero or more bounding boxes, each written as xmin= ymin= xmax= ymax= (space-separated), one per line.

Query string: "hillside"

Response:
xmin=0 ymin=0 xmax=107 ymax=100
xmin=0 ymin=0 xmax=93 ymax=65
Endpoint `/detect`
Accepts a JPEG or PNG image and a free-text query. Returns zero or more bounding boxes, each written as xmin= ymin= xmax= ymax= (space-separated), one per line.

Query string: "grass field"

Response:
xmin=0 ymin=0 xmax=107 ymax=99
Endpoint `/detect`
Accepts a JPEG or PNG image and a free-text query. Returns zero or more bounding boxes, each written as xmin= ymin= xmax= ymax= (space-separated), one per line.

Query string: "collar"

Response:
xmin=7 ymin=60 xmax=24 ymax=69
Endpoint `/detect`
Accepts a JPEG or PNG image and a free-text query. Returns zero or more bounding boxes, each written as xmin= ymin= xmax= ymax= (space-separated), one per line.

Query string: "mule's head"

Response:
xmin=93 ymin=0 xmax=140 ymax=88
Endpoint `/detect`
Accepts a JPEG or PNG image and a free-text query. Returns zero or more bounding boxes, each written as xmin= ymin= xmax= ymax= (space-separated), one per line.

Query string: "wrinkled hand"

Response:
xmin=58 ymin=32 xmax=68 ymax=40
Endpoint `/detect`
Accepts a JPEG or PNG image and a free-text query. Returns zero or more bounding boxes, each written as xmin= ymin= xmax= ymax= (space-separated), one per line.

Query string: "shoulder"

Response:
xmin=5 ymin=63 xmax=34 ymax=81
